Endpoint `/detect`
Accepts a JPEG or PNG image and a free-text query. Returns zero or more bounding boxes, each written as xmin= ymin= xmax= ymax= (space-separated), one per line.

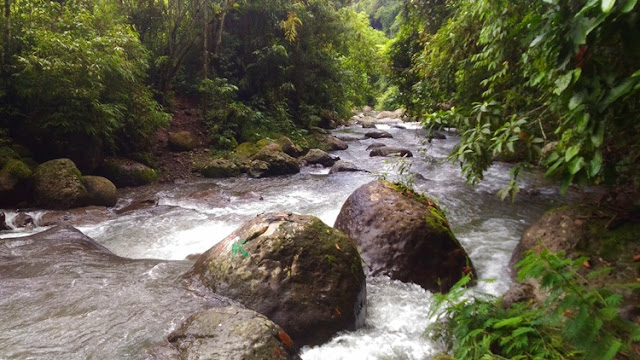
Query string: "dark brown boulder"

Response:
xmin=334 ymin=180 xmax=475 ymax=292
xmin=0 ymin=212 xmax=10 ymax=230
xmin=191 ymin=213 xmax=367 ymax=347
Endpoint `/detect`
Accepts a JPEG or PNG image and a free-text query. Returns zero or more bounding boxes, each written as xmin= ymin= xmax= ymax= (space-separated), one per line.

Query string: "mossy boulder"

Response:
xmin=249 ymin=149 xmax=300 ymax=177
xmin=0 ymin=158 xmax=34 ymax=207
xmin=201 ymin=159 xmax=241 ymax=178
xmin=191 ymin=213 xmax=367 ymax=347
xmin=163 ymin=306 xmax=298 ymax=360
xmin=235 ymin=142 xmax=260 ymax=158
xmin=0 ymin=146 xmax=20 ymax=168
xmin=33 ymin=158 xmax=88 ymax=209
xmin=168 ymin=131 xmax=198 ymax=152
xmin=99 ymin=157 xmax=158 ymax=187
xmin=82 ymin=176 xmax=117 ymax=207
xmin=334 ymin=180 xmax=476 ymax=292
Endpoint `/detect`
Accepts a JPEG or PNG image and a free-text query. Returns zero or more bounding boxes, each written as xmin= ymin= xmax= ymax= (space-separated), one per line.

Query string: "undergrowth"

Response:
xmin=427 ymin=248 xmax=640 ymax=359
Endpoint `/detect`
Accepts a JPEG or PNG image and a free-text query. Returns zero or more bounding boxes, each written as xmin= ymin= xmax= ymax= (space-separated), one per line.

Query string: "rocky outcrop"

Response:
xmin=329 ymin=160 xmax=366 ymax=174
xmin=164 ymin=306 xmax=298 ymax=360
xmin=168 ymin=131 xmax=198 ymax=152
xmin=369 ymin=146 xmax=413 ymax=158
xmin=200 ymin=159 xmax=241 ymax=178
xmin=302 ymin=149 xmax=338 ymax=167
xmin=191 ymin=213 xmax=367 ymax=347
xmin=33 ymin=159 xmax=88 ymax=209
xmin=334 ymin=181 xmax=475 ymax=292
xmin=82 ymin=176 xmax=117 ymax=207
xmin=364 ymin=130 xmax=393 ymax=139
xmin=99 ymin=157 xmax=158 ymax=187
xmin=249 ymin=149 xmax=300 ymax=178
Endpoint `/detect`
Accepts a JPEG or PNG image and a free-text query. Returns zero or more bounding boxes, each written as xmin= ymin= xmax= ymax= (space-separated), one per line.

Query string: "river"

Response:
xmin=0 ymin=120 xmax=590 ymax=359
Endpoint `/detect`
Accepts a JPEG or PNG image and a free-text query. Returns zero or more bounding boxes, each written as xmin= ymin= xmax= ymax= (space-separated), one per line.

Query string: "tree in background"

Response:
xmin=389 ymin=0 xmax=640 ymax=197
xmin=0 ymin=0 xmax=168 ymax=171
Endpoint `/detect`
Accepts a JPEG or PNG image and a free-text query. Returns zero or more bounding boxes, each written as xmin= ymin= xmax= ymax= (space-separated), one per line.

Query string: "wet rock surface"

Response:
xmin=191 ymin=213 xmax=367 ymax=347
xmin=334 ymin=180 xmax=475 ymax=292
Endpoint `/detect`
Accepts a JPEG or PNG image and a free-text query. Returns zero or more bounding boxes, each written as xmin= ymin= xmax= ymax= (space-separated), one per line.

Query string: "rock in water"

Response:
xmin=99 ymin=157 xmax=157 ymax=187
xmin=369 ymin=146 xmax=413 ymax=158
xmin=302 ymin=149 xmax=339 ymax=167
xmin=250 ymin=149 xmax=300 ymax=177
xmin=163 ymin=306 xmax=298 ymax=360
xmin=334 ymin=180 xmax=475 ymax=292
xmin=82 ymin=175 xmax=117 ymax=207
xmin=364 ymin=130 xmax=393 ymax=139
xmin=191 ymin=213 xmax=367 ymax=347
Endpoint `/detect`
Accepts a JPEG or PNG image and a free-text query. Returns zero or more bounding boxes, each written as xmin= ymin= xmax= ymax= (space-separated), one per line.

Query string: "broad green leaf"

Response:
xmin=591 ymin=122 xmax=605 ymax=146
xmin=569 ymin=93 xmax=585 ymax=110
xmin=571 ymin=16 xmax=590 ymax=45
xmin=530 ymin=34 xmax=545 ymax=47
xmin=554 ymin=72 xmax=573 ymax=95
xmin=565 ymin=145 xmax=581 ymax=162
xmin=602 ymin=0 xmax=616 ymax=12
xmin=568 ymin=156 xmax=585 ymax=174
xmin=621 ymin=0 xmax=637 ymax=12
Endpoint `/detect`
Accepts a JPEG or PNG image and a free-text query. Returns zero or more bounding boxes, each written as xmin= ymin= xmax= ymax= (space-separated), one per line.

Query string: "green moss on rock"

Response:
xmin=1 ymin=159 xmax=33 ymax=180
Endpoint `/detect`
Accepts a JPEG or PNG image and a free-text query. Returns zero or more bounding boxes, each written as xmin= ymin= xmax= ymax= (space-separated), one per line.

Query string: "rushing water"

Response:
xmin=0 ymin=120 xmax=590 ymax=359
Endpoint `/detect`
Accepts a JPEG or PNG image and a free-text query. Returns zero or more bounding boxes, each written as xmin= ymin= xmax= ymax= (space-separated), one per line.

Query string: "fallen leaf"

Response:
xmin=334 ymin=307 xmax=342 ymax=316
xmin=633 ymin=254 xmax=640 ymax=262
xmin=583 ymin=260 xmax=591 ymax=269
xmin=278 ymin=330 xmax=293 ymax=348
xmin=335 ymin=243 xmax=341 ymax=251
xmin=273 ymin=349 xmax=281 ymax=356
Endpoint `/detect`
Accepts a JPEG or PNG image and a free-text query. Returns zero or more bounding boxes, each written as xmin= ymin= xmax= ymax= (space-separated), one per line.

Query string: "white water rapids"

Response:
xmin=0 ymin=121 xmax=591 ymax=359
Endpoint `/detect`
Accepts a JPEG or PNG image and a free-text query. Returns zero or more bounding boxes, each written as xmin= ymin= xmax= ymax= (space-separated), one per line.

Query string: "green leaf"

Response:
xmin=493 ymin=316 xmax=523 ymax=329
xmin=591 ymin=122 xmax=605 ymax=146
xmin=569 ymin=93 xmax=585 ymax=110
xmin=600 ymin=78 xmax=636 ymax=109
xmin=555 ymin=72 xmax=573 ymax=95
xmin=568 ymin=156 xmax=585 ymax=174
xmin=565 ymin=145 xmax=581 ymax=162
xmin=621 ymin=0 xmax=637 ymax=12
xmin=602 ymin=340 xmax=621 ymax=360
xmin=589 ymin=151 xmax=602 ymax=177
xmin=601 ymin=0 xmax=616 ymax=12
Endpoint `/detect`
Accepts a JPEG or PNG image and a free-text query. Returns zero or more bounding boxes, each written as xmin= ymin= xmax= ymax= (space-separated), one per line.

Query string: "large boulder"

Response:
xmin=334 ymin=181 xmax=475 ymax=292
xmin=191 ymin=213 xmax=367 ymax=347
xmin=82 ymin=176 xmax=117 ymax=207
xmin=369 ymin=146 xmax=413 ymax=158
xmin=33 ymin=158 xmax=88 ymax=209
xmin=250 ymin=149 xmax=300 ymax=177
xmin=200 ymin=159 xmax=241 ymax=178
xmin=164 ymin=306 xmax=298 ymax=360
xmin=277 ymin=136 xmax=303 ymax=158
xmin=168 ymin=131 xmax=198 ymax=152
xmin=302 ymin=149 xmax=339 ymax=167
xmin=99 ymin=157 xmax=158 ymax=187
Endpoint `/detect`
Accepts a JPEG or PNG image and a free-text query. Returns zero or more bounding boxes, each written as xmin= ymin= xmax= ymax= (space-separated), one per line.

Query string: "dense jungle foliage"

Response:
xmin=0 ymin=0 xmax=389 ymax=168
xmin=389 ymin=0 xmax=640 ymax=197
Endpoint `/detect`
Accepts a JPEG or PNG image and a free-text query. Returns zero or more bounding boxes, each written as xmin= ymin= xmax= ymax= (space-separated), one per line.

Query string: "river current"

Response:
xmin=0 ymin=121 xmax=589 ymax=359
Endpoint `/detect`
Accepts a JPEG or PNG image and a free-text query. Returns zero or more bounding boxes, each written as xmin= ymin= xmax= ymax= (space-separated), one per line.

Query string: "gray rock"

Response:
xmin=364 ymin=130 xmax=393 ymax=139
xmin=334 ymin=181 xmax=475 ymax=292
xmin=99 ymin=157 xmax=157 ymax=187
xmin=250 ymin=149 xmax=300 ymax=177
xmin=369 ymin=146 xmax=413 ymax=158
xmin=329 ymin=160 xmax=366 ymax=174
xmin=191 ymin=213 xmax=367 ymax=347
xmin=13 ymin=213 xmax=34 ymax=228
xmin=302 ymin=149 xmax=339 ymax=167
xmin=366 ymin=143 xmax=387 ymax=150
xmin=201 ymin=159 xmax=241 ymax=178
xmin=164 ymin=306 xmax=298 ymax=360
xmin=0 ymin=212 xmax=10 ymax=230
